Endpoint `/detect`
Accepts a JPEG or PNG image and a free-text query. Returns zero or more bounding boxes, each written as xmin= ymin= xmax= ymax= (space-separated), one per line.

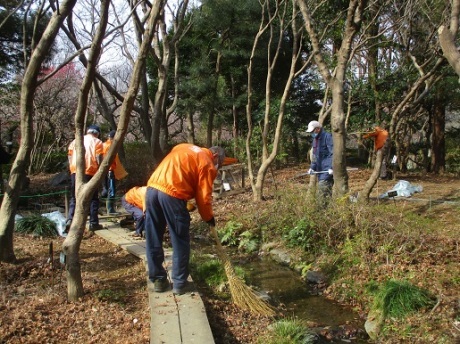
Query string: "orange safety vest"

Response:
xmin=125 ymin=186 xmax=147 ymax=211
xmin=147 ymin=143 xmax=217 ymax=222
xmin=68 ymin=134 xmax=104 ymax=176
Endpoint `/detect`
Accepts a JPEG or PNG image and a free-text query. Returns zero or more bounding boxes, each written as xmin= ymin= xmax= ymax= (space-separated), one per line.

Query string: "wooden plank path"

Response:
xmin=96 ymin=219 xmax=215 ymax=344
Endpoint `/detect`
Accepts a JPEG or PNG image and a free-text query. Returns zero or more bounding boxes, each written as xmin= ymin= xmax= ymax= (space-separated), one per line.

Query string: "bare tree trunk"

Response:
xmin=231 ymin=74 xmax=239 ymax=157
xmin=63 ymin=0 xmax=112 ymax=300
xmin=0 ymin=0 xmax=77 ymax=263
xmin=439 ymin=0 xmax=460 ymax=78
xmin=368 ymin=2 xmax=381 ymax=123
xmin=62 ymin=0 xmax=165 ymax=301
xmin=358 ymin=148 xmax=383 ymax=201
xmin=331 ymin=80 xmax=349 ymax=196
xmin=185 ymin=112 xmax=195 ymax=143
xmin=297 ymin=0 xmax=365 ymax=197
xmin=247 ymin=1 xmax=309 ymax=201
xmin=431 ymin=98 xmax=445 ymax=173
xmin=149 ymin=1 xmax=189 ymax=163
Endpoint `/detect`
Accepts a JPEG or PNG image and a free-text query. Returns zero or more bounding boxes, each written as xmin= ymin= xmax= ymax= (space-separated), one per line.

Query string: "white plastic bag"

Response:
xmin=379 ymin=180 xmax=423 ymax=198
xmin=41 ymin=211 xmax=67 ymax=237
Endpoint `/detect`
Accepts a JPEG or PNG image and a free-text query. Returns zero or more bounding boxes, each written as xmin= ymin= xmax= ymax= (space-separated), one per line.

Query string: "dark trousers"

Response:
xmin=121 ymin=196 xmax=145 ymax=235
xmin=102 ymin=171 xmax=116 ymax=213
xmin=144 ymin=187 xmax=190 ymax=288
xmin=68 ymin=173 xmax=100 ymax=225
xmin=317 ymin=178 xmax=333 ymax=207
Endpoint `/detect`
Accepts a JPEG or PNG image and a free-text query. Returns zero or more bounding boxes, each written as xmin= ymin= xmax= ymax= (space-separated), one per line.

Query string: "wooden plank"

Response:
xmin=148 ymin=254 xmax=183 ymax=344
xmin=98 ymin=213 xmax=131 ymax=220
xmin=95 ymin=225 xmax=215 ymax=344
xmin=175 ymin=284 xmax=215 ymax=344
xmin=148 ymin=277 xmax=182 ymax=344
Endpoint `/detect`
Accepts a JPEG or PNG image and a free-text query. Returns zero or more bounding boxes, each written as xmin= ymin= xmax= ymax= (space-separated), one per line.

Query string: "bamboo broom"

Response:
xmin=209 ymin=226 xmax=275 ymax=316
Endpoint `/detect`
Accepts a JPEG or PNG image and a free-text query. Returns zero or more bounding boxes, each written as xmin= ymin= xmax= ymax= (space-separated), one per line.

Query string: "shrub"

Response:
xmin=219 ymin=221 xmax=243 ymax=247
xmin=122 ymin=142 xmax=155 ymax=188
xmin=238 ymin=230 xmax=259 ymax=253
xmin=258 ymin=319 xmax=316 ymax=344
xmin=283 ymin=218 xmax=317 ymax=251
xmin=372 ymin=280 xmax=436 ymax=319
xmin=15 ymin=214 xmax=58 ymax=237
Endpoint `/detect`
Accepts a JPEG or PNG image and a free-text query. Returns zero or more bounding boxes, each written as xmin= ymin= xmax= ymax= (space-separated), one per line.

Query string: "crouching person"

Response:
xmin=121 ymin=186 xmax=147 ymax=238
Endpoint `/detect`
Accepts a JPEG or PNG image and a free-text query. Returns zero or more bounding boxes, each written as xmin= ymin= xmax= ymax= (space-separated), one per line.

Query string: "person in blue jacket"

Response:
xmin=306 ymin=120 xmax=334 ymax=204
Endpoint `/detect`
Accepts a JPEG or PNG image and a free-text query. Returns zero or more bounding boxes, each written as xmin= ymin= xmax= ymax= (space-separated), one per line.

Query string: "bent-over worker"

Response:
xmin=144 ymin=143 xmax=225 ymax=295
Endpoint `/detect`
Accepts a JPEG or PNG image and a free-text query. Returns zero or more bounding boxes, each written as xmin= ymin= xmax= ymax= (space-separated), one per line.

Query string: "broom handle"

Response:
xmin=209 ymin=225 xmax=223 ymax=249
xmin=209 ymin=225 xmax=236 ymax=272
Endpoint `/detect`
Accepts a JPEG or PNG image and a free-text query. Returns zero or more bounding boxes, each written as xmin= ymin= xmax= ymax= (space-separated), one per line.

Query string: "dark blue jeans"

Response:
xmin=121 ymin=195 xmax=145 ymax=235
xmin=102 ymin=171 xmax=116 ymax=213
xmin=68 ymin=173 xmax=100 ymax=225
xmin=144 ymin=187 xmax=190 ymax=288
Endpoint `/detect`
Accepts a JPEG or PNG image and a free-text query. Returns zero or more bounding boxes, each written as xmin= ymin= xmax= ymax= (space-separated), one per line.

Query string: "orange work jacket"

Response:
xmin=223 ymin=157 xmax=238 ymax=166
xmin=68 ymin=134 xmax=103 ymax=176
xmin=147 ymin=143 xmax=217 ymax=222
xmin=102 ymin=139 xmax=128 ymax=180
xmin=363 ymin=127 xmax=388 ymax=151
xmin=124 ymin=186 xmax=147 ymax=211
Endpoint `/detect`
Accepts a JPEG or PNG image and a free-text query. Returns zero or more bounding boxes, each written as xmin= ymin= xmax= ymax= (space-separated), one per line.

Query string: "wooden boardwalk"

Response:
xmin=96 ymin=219 xmax=215 ymax=344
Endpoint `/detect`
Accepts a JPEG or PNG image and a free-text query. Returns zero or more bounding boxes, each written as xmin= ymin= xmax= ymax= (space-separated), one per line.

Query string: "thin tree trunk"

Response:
xmin=63 ymin=0 xmax=112 ymax=300
xmin=431 ymin=98 xmax=445 ymax=173
xmin=62 ymin=0 xmax=165 ymax=301
xmin=186 ymin=111 xmax=195 ymax=143
xmin=0 ymin=0 xmax=77 ymax=263
xmin=358 ymin=148 xmax=383 ymax=201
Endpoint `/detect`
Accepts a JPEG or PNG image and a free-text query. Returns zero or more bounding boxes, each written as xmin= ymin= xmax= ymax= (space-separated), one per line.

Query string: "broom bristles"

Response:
xmin=211 ymin=226 xmax=275 ymax=316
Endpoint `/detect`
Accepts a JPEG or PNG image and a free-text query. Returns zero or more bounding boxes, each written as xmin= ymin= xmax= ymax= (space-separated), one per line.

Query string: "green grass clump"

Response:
xmin=191 ymin=257 xmax=227 ymax=287
xmin=372 ymin=280 xmax=436 ymax=319
xmin=258 ymin=319 xmax=316 ymax=344
xmin=15 ymin=214 xmax=58 ymax=237
xmin=95 ymin=289 xmax=126 ymax=304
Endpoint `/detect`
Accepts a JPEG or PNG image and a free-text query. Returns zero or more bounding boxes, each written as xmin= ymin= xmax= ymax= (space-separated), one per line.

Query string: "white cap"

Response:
xmin=307 ymin=120 xmax=321 ymax=133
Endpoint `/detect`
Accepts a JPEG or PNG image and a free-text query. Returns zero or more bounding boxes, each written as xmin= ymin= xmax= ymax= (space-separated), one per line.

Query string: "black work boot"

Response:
xmin=89 ymin=223 xmax=104 ymax=232
xmin=153 ymin=278 xmax=170 ymax=292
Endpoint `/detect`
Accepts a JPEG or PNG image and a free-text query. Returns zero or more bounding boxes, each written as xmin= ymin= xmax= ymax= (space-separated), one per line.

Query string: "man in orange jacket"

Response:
xmin=102 ymin=130 xmax=128 ymax=214
xmin=362 ymin=126 xmax=388 ymax=151
xmin=66 ymin=125 xmax=104 ymax=232
xmin=145 ymin=143 xmax=225 ymax=294
xmin=363 ymin=125 xmax=390 ymax=179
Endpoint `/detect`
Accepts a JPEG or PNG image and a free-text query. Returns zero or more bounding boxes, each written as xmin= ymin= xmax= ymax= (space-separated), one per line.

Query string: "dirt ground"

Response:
xmin=1 ymin=167 xmax=459 ymax=343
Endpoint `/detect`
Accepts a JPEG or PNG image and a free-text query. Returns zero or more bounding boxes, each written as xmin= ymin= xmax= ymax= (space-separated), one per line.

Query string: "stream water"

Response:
xmin=243 ymin=257 xmax=369 ymax=343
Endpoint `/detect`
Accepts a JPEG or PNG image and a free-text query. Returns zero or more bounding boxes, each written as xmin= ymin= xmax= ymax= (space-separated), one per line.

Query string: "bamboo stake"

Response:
xmin=209 ymin=226 xmax=275 ymax=316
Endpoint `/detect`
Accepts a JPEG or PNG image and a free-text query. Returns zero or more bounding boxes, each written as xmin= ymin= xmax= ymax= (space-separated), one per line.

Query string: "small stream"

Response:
xmin=243 ymin=258 xmax=369 ymax=343
xmin=193 ymin=238 xmax=368 ymax=342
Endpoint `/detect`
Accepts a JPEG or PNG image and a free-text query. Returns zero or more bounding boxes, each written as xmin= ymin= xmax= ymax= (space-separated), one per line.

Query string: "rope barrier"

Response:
xmin=0 ymin=190 xmax=122 ymax=201
xmin=0 ymin=190 xmax=68 ymax=198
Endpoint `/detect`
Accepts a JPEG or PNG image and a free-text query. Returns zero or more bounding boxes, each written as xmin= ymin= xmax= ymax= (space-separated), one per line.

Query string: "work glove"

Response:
xmin=186 ymin=201 xmax=196 ymax=212
xmin=207 ymin=217 xmax=216 ymax=227
xmin=328 ymin=169 xmax=333 ymax=175
xmin=307 ymin=168 xmax=314 ymax=175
